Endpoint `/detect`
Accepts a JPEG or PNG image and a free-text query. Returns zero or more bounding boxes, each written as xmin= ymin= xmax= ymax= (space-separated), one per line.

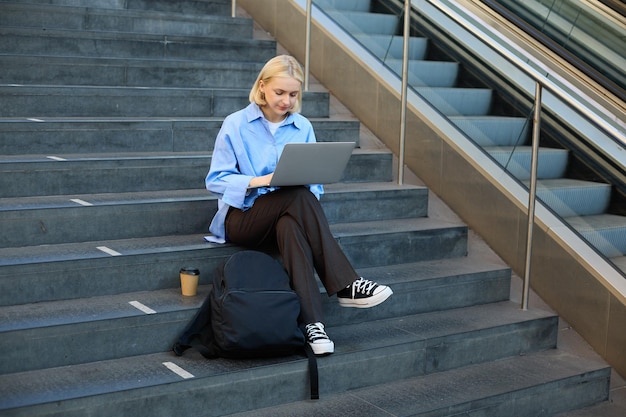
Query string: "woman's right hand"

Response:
xmin=249 ymin=173 xmax=274 ymax=188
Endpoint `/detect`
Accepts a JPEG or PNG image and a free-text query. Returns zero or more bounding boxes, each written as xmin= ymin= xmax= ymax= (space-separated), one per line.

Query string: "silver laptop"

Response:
xmin=264 ymin=141 xmax=355 ymax=187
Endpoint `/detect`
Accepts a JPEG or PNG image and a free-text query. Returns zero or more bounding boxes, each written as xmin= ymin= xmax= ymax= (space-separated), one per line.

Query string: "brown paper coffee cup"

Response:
xmin=179 ymin=267 xmax=200 ymax=296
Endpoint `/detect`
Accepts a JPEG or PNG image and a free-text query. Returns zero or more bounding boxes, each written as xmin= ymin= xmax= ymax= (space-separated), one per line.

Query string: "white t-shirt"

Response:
xmin=267 ymin=120 xmax=283 ymax=136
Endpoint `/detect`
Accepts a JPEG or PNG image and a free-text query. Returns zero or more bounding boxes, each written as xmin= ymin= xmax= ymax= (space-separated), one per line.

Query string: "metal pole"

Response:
xmin=304 ymin=0 xmax=312 ymax=91
xmin=522 ymin=82 xmax=542 ymax=310
xmin=231 ymin=0 xmax=236 ymax=18
xmin=398 ymin=0 xmax=410 ymax=185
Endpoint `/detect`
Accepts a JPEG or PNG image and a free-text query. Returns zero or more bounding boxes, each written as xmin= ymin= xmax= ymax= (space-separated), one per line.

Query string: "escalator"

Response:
xmin=489 ymin=0 xmax=625 ymax=96
xmin=313 ymin=0 xmax=626 ymax=275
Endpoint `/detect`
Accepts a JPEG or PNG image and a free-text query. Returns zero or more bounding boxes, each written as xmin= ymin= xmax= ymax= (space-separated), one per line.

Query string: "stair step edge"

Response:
xmin=0 ymin=255 xmax=510 ymax=333
xmin=0 ymin=218 xmax=464 ymax=267
xmin=0 ymin=301 xmax=561 ymax=411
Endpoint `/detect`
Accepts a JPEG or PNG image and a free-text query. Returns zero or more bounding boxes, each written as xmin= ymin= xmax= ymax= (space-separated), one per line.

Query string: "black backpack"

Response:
xmin=173 ymin=250 xmax=319 ymax=399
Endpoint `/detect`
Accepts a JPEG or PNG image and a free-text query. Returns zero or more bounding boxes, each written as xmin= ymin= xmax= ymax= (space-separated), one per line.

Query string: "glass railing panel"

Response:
xmin=310 ymin=0 xmax=626 ymax=276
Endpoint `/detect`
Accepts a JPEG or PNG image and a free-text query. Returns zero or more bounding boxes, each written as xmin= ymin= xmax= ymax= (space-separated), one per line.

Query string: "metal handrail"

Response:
xmin=523 ymin=83 xmax=542 ymax=310
xmin=398 ymin=0 xmax=411 ymax=185
xmin=304 ymin=0 xmax=312 ymax=91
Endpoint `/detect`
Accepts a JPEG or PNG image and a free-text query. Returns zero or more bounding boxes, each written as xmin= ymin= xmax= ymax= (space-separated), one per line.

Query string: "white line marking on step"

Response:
xmin=129 ymin=300 xmax=156 ymax=315
xmin=47 ymin=156 xmax=66 ymax=161
xmin=70 ymin=198 xmax=93 ymax=206
xmin=163 ymin=362 xmax=195 ymax=379
xmin=27 ymin=118 xmax=45 ymax=122
xmin=96 ymin=246 xmax=121 ymax=256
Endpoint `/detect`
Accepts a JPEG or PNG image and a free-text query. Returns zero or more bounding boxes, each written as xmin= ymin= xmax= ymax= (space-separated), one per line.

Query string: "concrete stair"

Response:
xmin=0 ymin=1 xmax=612 ymax=416
xmin=0 ymin=85 xmax=331 ymax=118
xmin=0 ymin=26 xmax=274 ymax=60
xmin=0 ymin=118 xmax=361 ymax=154
xmin=0 ymin=2 xmax=250 ymax=38
xmin=227 ymin=348 xmax=610 ymax=417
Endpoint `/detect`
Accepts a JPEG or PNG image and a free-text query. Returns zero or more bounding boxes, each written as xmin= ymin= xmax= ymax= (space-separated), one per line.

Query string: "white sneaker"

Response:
xmin=305 ymin=322 xmax=334 ymax=356
xmin=337 ymin=277 xmax=393 ymax=308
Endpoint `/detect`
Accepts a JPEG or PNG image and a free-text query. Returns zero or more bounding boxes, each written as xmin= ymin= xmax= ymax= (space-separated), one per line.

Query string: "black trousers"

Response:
xmin=225 ymin=187 xmax=358 ymax=324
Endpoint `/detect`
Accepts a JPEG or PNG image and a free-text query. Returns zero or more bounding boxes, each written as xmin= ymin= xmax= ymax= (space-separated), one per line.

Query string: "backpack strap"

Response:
xmin=172 ymin=292 xmax=214 ymax=357
xmin=304 ymin=344 xmax=319 ymax=400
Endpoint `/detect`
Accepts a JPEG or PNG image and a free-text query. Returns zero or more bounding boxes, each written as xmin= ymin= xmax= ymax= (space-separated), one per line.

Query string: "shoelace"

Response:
xmin=305 ymin=322 xmax=329 ymax=342
xmin=352 ymin=277 xmax=377 ymax=296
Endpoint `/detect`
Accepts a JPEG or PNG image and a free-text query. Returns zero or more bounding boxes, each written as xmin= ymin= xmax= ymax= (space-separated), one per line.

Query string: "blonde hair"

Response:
xmin=249 ymin=55 xmax=304 ymax=113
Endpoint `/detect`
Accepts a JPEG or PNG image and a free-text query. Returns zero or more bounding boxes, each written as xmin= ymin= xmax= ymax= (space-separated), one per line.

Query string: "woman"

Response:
xmin=205 ymin=55 xmax=392 ymax=355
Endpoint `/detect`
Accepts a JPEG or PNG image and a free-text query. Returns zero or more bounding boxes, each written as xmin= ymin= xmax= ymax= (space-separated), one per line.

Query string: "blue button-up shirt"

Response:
xmin=205 ymin=103 xmax=323 ymax=243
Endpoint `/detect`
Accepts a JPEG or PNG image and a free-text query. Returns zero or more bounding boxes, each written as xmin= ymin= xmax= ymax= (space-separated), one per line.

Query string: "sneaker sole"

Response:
xmin=338 ymin=286 xmax=393 ymax=308
xmin=309 ymin=340 xmax=334 ymax=356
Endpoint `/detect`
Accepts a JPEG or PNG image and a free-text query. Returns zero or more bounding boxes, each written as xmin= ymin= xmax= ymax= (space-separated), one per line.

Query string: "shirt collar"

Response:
xmin=245 ymin=103 xmax=302 ymax=129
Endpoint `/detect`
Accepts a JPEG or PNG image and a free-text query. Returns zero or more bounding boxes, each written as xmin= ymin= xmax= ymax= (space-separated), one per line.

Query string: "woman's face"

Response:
xmin=259 ymin=76 xmax=301 ymax=123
